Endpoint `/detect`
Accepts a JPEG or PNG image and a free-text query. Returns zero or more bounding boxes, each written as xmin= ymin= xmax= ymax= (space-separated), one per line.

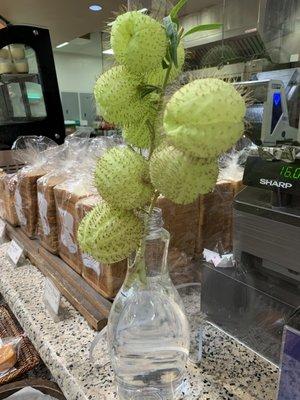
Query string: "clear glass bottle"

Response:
xmin=107 ymin=208 xmax=190 ymax=400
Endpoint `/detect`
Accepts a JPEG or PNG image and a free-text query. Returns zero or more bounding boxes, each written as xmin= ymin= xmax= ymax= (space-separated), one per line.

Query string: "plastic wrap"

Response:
xmin=54 ymin=179 xmax=96 ymax=274
xmin=219 ymin=149 xmax=246 ymax=197
xmin=0 ymin=170 xmax=7 ymax=220
xmin=153 ymin=148 xmax=246 ymax=275
xmin=37 ymin=172 xmax=68 ymax=253
xmin=167 ymin=248 xmax=200 ymax=287
xmin=0 ymin=336 xmax=22 ymax=379
xmin=164 ymin=182 xmax=237 ymax=286
xmin=193 ymin=150 xmax=246 ymax=257
xmin=37 ymin=137 xmax=93 ymax=254
xmin=53 ymin=137 xmax=116 ymax=274
xmin=155 ymin=184 xmax=240 ymax=285
xmin=3 ymin=174 xmax=19 ymax=226
xmin=12 ymin=137 xmax=58 ymax=238
xmin=156 ymin=196 xmax=200 ymax=257
xmin=218 ymin=150 xmax=244 ymax=183
xmin=75 ymin=195 xmax=127 ymax=298
xmin=197 ymin=181 xmax=235 ymax=255
xmin=5 ymin=387 xmax=56 ymax=400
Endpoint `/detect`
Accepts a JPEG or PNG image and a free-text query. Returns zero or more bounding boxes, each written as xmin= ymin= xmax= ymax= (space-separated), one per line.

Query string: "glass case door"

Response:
xmin=0 ymin=44 xmax=47 ymax=124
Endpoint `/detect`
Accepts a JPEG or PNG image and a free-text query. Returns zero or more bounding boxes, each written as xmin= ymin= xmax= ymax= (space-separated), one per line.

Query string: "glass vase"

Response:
xmin=107 ymin=208 xmax=190 ymax=400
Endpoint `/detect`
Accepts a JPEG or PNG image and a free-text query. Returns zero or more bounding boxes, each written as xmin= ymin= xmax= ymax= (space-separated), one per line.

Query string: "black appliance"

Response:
xmin=0 ymin=25 xmax=65 ymax=149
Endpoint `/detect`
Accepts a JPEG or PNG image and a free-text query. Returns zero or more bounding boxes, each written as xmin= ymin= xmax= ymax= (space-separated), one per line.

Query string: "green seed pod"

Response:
xmin=163 ymin=78 xmax=246 ymax=158
xmin=150 ymin=144 xmax=218 ymax=204
xmin=95 ymin=147 xmax=153 ymax=210
xmin=94 ymin=65 xmax=152 ymax=125
xmin=111 ymin=11 xmax=167 ymax=74
xmin=78 ymin=201 xmax=144 ymax=264
xmin=122 ymin=113 xmax=162 ymax=149
xmin=123 ymin=121 xmax=152 ymax=149
xmin=146 ymin=43 xmax=185 ymax=87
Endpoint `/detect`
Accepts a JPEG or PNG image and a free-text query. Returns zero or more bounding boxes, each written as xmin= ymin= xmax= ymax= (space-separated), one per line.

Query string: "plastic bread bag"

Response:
xmin=156 ymin=196 xmax=200 ymax=258
xmin=218 ymin=149 xmax=244 ymax=183
xmin=3 ymin=173 xmax=19 ymax=226
xmin=0 ymin=169 xmax=7 ymax=220
xmin=0 ymin=170 xmax=18 ymax=225
xmin=37 ymin=135 xmax=116 ymax=255
xmin=154 ymin=195 xmax=202 ymax=287
xmin=53 ymin=137 xmax=117 ymax=273
xmin=12 ymin=136 xmax=58 ymax=238
xmin=36 ymin=137 xmax=93 ymax=254
xmin=195 ymin=149 xmax=247 ymax=260
xmin=0 ymin=336 xmax=22 ymax=379
xmin=197 ymin=180 xmax=236 ymax=258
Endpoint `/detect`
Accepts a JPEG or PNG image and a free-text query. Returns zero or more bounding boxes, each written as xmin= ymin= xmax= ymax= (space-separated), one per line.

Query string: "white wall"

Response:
xmin=53 ymin=51 xmax=102 ymax=93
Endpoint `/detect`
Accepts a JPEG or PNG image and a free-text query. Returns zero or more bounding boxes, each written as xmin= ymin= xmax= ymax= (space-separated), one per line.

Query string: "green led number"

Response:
xmin=285 ymin=166 xmax=293 ymax=178
xmin=280 ymin=165 xmax=300 ymax=180
xmin=293 ymin=167 xmax=300 ymax=179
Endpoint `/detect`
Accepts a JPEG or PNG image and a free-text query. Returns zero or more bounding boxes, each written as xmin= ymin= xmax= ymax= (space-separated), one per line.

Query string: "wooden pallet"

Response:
xmin=5 ymin=224 xmax=111 ymax=331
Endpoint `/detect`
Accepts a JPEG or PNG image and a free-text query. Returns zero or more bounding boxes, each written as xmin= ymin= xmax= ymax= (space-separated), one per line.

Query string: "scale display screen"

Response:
xmin=280 ymin=165 xmax=300 ymax=180
xmin=243 ymin=156 xmax=300 ymax=195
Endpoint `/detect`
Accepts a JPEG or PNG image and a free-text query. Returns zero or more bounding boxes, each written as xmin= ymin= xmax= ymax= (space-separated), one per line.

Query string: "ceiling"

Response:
xmin=0 ymin=0 xmax=126 ymax=46
xmin=0 ymin=0 xmax=220 ymax=56
xmin=54 ymin=32 xmax=103 ymax=57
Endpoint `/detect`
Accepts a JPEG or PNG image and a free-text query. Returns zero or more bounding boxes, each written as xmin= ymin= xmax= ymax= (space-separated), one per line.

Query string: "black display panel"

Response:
xmin=243 ymin=156 xmax=300 ymax=195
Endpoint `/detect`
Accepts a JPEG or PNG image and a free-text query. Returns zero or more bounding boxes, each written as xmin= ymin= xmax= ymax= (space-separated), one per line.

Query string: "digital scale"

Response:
xmin=233 ymin=68 xmax=300 ymax=284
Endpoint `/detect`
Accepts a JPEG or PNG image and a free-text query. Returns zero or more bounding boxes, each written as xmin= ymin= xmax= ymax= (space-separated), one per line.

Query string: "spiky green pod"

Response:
xmin=94 ymin=147 xmax=153 ymax=210
xmin=163 ymin=78 xmax=246 ymax=158
xmin=78 ymin=201 xmax=144 ymax=263
xmin=111 ymin=11 xmax=168 ymax=74
xmin=122 ymin=113 xmax=163 ymax=149
xmin=146 ymin=43 xmax=185 ymax=86
xmin=123 ymin=121 xmax=152 ymax=149
xmin=94 ymin=65 xmax=153 ymax=125
xmin=150 ymin=144 xmax=218 ymax=204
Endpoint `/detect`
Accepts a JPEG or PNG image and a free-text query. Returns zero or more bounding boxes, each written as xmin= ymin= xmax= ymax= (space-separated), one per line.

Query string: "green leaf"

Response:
xmin=183 ymin=23 xmax=222 ymax=38
xmin=170 ymin=0 xmax=188 ymax=20
xmin=138 ymin=84 xmax=161 ymax=98
xmin=163 ymin=16 xmax=179 ymax=67
xmin=172 ymin=16 xmax=179 ymax=28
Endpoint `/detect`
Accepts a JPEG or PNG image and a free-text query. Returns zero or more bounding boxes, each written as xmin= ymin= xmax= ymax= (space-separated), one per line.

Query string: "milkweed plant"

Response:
xmin=78 ymin=0 xmax=246 ymax=264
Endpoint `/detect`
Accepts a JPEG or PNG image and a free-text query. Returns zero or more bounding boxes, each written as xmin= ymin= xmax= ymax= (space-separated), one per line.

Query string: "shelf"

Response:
xmin=5 ymin=224 xmax=111 ymax=331
xmin=0 ymin=73 xmax=40 ymax=84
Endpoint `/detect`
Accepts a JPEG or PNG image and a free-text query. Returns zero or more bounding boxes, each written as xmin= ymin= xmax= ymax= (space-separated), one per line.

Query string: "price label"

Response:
xmin=203 ymin=249 xmax=233 ymax=268
xmin=203 ymin=249 xmax=222 ymax=266
xmin=44 ymin=278 xmax=61 ymax=316
xmin=6 ymin=240 xmax=24 ymax=266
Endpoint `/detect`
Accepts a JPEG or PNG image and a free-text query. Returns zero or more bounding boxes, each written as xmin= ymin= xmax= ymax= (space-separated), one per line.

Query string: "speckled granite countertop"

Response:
xmin=0 ymin=243 xmax=278 ymax=400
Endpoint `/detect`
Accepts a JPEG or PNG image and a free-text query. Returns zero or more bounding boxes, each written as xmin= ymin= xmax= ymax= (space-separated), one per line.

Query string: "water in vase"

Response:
xmin=108 ymin=209 xmax=190 ymax=399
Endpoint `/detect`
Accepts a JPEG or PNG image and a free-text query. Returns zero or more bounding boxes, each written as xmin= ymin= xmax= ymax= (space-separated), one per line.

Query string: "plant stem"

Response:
xmin=147 ymin=61 xmax=173 ymax=211
xmin=146 ymin=120 xmax=156 ymax=160
xmin=148 ymin=190 xmax=160 ymax=216
xmin=147 ymin=61 xmax=172 ymax=160
xmin=132 ymin=54 xmax=174 ymax=285
xmin=124 ymin=242 xmax=147 ymax=289
xmin=162 ymin=63 xmax=172 ymax=91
